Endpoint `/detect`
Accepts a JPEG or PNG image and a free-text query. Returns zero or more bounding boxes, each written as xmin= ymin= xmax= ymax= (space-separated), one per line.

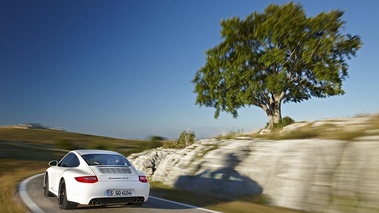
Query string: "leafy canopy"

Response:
xmin=192 ymin=2 xmax=362 ymax=121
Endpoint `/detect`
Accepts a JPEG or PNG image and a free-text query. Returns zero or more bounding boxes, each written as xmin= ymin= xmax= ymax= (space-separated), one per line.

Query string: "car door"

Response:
xmin=50 ymin=153 xmax=75 ymax=193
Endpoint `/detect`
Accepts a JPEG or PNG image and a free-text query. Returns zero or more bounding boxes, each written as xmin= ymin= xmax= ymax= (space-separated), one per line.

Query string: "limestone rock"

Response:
xmin=128 ymin=148 xmax=175 ymax=176
xmin=127 ymin=115 xmax=379 ymax=212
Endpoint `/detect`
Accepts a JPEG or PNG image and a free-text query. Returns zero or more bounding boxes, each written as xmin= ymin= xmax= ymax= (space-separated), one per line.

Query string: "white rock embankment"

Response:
xmin=128 ymin=148 xmax=175 ymax=176
xmin=128 ymin=115 xmax=379 ymax=212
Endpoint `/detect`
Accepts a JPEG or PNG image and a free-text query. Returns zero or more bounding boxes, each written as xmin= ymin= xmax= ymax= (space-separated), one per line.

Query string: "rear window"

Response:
xmin=81 ymin=154 xmax=132 ymax=166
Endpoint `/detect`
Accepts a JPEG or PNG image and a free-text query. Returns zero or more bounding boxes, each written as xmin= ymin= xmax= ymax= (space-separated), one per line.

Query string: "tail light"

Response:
xmin=75 ymin=176 xmax=98 ymax=183
xmin=139 ymin=176 xmax=148 ymax=183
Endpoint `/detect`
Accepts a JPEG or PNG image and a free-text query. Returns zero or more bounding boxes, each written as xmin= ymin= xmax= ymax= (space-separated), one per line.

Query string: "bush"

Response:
xmin=164 ymin=130 xmax=196 ymax=149
xmin=149 ymin=135 xmax=167 ymax=141
xmin=281 ymin=116 xmax=295 ymax=126
xmin=273 ymin=116 xmax=295 ymax=129
xmin=177 ymin=130 xmax=196 ymax=148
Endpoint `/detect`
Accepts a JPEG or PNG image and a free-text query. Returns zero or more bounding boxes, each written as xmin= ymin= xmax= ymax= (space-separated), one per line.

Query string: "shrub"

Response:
xmin=164 ymin=130 xmax=196 ymax=149
xmin=273 ymin=116 xmax=295 ymax=129
xmin=281 ymin=116 xmax=295 ymax=126
xmin=149 ymin=135 xmax=167 ymax=141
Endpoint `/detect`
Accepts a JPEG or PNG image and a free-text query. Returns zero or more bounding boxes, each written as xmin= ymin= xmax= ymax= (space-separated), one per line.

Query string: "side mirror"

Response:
xmin=48 ymin=160 xmax=58 ymax=166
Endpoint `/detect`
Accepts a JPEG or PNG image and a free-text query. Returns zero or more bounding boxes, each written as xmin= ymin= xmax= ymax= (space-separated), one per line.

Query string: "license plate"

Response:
xmin=107 ymin=189 xmax=134 ymax=196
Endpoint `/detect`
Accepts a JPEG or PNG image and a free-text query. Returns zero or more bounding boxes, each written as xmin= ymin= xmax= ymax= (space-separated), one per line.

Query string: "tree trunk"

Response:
xmin=266 ymin=99 xmax=282 ymax=129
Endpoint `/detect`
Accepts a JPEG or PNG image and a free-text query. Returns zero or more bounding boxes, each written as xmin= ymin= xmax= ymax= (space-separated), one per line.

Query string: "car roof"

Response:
xmin=73 ymin=150 xmax=122 ymax=156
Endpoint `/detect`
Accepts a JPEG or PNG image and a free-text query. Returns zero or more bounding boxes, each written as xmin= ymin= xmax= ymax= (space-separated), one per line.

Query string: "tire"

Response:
xmin=43 ymin=173 xmax=54 ymax=197
xmin=58 ymin=180 xmax=78 ymax=209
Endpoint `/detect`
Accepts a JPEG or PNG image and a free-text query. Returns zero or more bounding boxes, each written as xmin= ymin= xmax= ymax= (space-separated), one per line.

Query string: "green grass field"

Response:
xmin=0 ymin=127 xmax=306 ymax=213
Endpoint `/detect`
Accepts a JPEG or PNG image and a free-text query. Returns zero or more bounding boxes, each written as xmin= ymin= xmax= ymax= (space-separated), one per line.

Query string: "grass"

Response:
xmin=238 ymin=114 xmax=379 ymax=141
xmin=0 ymin=165 xmax=46 ymax=213
xmin=0 ymin=128 xmax=164 ymax=156
xmin=149 ymin=181 xmax=306 ymax=213
xmin=215 ymin=129 xmax=244 ymax=140
xmin=0 ymin=136 xmax=73 ymax=213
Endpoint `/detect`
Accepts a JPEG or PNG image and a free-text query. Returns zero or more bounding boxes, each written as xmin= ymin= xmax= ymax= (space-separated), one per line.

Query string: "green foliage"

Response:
xmin=265 ymin=116 xmax=295 ymax=129
xmin=162 ymin=141 xmax=177 ymax=149
xmin=192 ymin=2 xmax=362 ymax=128
xmin=164 ymin=130 xmax=196 ymax=149
xmin=281 ymin=116 xmax=295 ymax=126
xmin=142 ymin=140 xmax=163 ymax=150
xmin=273 ymin=116 xmax=295 ymax=129
xmin=91 ymin=142 xmax=114 ymax=150
xmin=177 ymin=130 xmax=196 ymax=148
xmin=149 ymin=135 xmax=167 ymax=141
xmin=55 ymin=139 xmax=77 ymax=150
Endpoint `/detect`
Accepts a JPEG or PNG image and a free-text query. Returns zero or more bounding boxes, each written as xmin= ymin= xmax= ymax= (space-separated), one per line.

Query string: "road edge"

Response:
xmin=20 ymin=173 xmax=222 ymax=213
xmin=149 ymin=196 xmax=221 ymax=213
xmin=19 ymin=173 xmax=45 ymax=213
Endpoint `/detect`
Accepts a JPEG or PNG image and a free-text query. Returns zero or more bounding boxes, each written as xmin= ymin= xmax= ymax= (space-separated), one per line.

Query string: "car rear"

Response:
xmin=86 ymin=164 xmax=150 ymax=205
xmin=70 ymin=151 xmax=150 ymax=206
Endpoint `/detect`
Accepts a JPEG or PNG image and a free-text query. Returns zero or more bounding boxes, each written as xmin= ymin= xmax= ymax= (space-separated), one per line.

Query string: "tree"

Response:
xmin=192 ymin=2 xmax=362 ymax=129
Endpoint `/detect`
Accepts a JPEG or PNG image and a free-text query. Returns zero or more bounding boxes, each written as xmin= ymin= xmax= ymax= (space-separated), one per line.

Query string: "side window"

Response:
xmin=68 ymin=155 xmax=80 ymax=167
xmin=59 ymin=153 xmax=79 ymax=167
xmin=59 ymin=153 xmax=73 ymax=167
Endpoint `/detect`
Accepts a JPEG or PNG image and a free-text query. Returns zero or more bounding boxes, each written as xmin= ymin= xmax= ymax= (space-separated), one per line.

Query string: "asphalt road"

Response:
xmin=22 ymin=174 xmax=220 ymax=213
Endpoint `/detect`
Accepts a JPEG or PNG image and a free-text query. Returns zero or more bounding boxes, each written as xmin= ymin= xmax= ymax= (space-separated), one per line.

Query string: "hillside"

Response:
xmin=0 ymin=127 xmax=162 ymax=158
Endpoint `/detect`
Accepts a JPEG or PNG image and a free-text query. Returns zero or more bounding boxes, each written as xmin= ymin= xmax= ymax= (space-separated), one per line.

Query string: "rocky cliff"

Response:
xmin=128 ymin=116 xmax=379 ymax=213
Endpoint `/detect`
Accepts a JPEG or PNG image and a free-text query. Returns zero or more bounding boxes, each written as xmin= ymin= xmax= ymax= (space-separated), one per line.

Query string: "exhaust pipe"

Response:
xmin=90 ymin=199 xmax=103 ymax=205
xmin=133 ymin=198 xmax=144 ymax=204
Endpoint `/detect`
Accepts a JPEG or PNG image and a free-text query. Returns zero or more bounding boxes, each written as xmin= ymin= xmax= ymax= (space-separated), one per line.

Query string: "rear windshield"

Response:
xmin=82 ymin=154 xmax=132 ymax=166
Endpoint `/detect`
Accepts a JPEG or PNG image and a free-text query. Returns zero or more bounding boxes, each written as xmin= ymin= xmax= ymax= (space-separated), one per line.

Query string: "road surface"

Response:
xmin=21 ymin=174 xmax=220 ymax=213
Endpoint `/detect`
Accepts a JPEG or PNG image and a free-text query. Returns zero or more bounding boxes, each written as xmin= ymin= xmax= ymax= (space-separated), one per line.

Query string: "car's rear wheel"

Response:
xmin=43 ymin=173 xmax=54 ymax=197
xmin=58 ymin=180 xmax=78 ymax=209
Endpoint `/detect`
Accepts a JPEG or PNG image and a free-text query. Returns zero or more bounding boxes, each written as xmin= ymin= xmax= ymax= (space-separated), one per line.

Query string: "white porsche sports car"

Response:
xmin=43 ymin=150 xmax=150 ymax=209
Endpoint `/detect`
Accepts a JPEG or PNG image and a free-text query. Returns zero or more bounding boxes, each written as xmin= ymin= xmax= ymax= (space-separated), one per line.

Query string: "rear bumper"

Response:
xmin=65 ymin=180 xmax=150 ymax=205
xmin=89 ymin=196 xmax=145 ymax=205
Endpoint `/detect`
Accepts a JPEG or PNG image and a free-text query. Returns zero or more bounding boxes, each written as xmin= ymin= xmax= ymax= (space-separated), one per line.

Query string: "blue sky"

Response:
xmin=1 ymin=0 xmax=378 ymax=140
